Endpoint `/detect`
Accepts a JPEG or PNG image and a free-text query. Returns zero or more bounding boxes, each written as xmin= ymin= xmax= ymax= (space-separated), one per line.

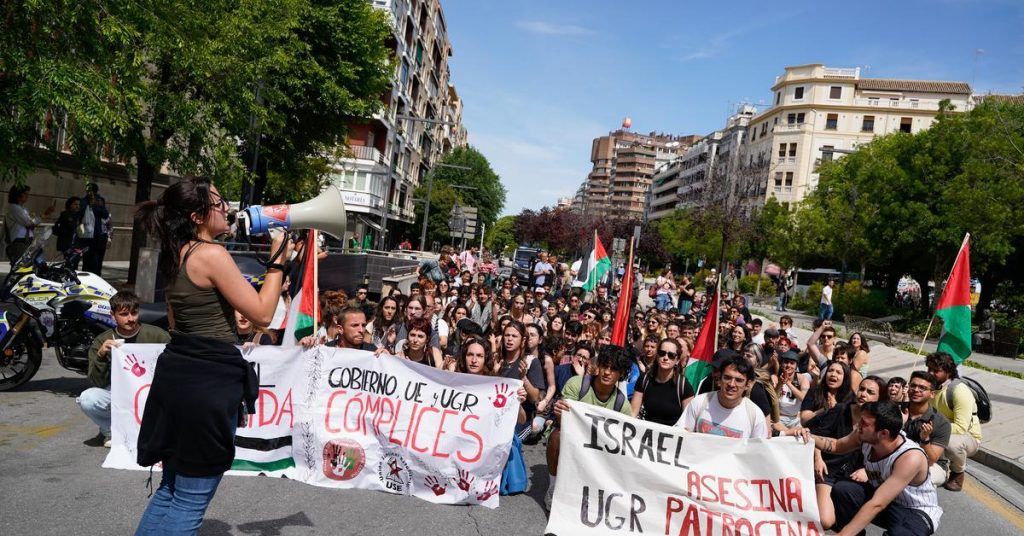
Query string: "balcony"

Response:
xmin=824 ymin=67 xmax=860 ymax=79
xmin=774 ymin=123 xmax=811 ymax=133
xmin=855 ymin=98 xmax=935 ymax=111
xmin=350 ymin=145 xmax=385 ymax=164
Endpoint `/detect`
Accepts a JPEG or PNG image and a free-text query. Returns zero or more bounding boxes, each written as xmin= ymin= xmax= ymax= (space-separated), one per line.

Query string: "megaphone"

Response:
xmin=240 ymin=185 xmax=347 ymax=239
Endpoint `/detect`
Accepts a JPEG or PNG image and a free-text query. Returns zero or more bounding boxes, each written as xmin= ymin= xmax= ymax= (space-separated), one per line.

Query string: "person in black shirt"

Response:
xmin=630 ymin=338 xmax=694 ymax=426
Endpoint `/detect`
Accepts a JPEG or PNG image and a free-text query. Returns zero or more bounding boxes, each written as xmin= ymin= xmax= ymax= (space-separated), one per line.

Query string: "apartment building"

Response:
xmin=331 ymin=0 xmax=468 ymax=249
xmin=740 ymin=64 xmax=972 ymax=206
xmin=580 ymin=129 xmax=698 ymax=220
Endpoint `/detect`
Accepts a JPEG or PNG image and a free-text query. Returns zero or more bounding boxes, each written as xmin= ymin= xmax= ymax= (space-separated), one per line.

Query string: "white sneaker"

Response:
xmin=103 ymin=438 xmax=112 ymax=448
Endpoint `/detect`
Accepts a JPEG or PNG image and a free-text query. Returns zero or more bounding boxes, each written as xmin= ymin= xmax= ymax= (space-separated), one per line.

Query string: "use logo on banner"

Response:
xmin=545 ymin=404 xmax=822 ymax=535
xmin=105 ymin=345 xmax=520 ymax=509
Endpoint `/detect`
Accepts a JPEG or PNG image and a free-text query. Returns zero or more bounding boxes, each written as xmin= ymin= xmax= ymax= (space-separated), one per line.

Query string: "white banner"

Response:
xmin=104 ymin=344 xmax=521 ymax=508
xmin=545 ymin=404 xmax=821 ymax=535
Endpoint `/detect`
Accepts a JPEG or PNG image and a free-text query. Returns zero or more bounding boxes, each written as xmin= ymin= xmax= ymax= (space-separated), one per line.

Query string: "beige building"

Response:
xmin=331 ymin=0 xmax=468 ymax=249
xmin=741 ymin=64 xmax=972 ymax=206
xmin=579 ymin=130 xmax=698 ymax=220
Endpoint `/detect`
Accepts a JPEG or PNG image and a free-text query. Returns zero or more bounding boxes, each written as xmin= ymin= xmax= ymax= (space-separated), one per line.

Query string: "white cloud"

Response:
xmin=515 ymin=20 xmax=593 ymax=36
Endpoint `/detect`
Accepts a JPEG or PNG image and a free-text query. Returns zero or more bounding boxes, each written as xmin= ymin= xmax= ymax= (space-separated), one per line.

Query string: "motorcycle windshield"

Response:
xmin=14 ymin=227 xmax=52 ymax=268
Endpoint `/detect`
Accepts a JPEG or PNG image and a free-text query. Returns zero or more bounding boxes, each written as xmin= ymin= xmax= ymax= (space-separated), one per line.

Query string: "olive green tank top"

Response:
xmin=166 ymin=241 xmax=237 ymax=343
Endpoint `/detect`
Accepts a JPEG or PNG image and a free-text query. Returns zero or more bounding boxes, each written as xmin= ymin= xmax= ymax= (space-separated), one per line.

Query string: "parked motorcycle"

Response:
xmin=0 ymin=228 xmax=117 ymax=391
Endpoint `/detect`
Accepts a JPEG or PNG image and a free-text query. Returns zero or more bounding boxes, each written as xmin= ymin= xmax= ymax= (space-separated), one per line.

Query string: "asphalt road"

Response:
xmin=2 ymin=351 xmax=1022 ymax=535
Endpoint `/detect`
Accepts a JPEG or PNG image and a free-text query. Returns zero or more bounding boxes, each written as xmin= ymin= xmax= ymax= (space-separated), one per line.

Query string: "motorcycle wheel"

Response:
xmin=0 ymin=335 xmax=43 ymax=391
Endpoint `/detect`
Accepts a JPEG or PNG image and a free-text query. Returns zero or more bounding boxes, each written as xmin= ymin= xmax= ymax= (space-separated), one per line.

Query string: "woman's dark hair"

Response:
xmin=406 ymin=316 xmax=432 ymax=339
xmin=849 ymin=332 xmax=870 ymax=352
xmin=371 ymin=296 xmax=400 ymax=338
xmin=64 ymin=196 xmax=81 ymax=211
xmin=456 ymin=336 xmax=495 ymax=376
xmin=592 ymin=344 xmax=633 ymax=378
xmin=499 ymin=319 xmax=527 ymax=361
xmin=806 ymin=359 xmax=854 ymax=411
xmin=134 ymin=176 xmax=215 ymax=280
xmin=8 ymin=185 xmax=30 ymax=204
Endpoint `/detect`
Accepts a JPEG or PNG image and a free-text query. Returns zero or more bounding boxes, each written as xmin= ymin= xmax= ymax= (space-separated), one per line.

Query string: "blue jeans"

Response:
xmin=819 ymin=303 xmax=833 ymax=320
xmin=655 ymin=293 xmax=671 ymax=311
xmin=77 ymin=387 xmax=111 ymax=437
xmin=134 ymin=468 xmax=225 ymax=535
xmin=777 ymin=292 xmax=787 ymax=311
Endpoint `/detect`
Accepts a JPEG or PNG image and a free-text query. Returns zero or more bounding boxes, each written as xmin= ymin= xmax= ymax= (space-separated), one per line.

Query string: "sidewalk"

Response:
xmin=753 ymin=305 xmax=1024 ymax=488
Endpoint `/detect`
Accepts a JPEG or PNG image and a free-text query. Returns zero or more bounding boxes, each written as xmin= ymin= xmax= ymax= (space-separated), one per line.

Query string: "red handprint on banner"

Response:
xmin=456 ymin=469 xmax=475 ymax=492
xmin=476 ymin=480 xmax=497 ymax=502
xmin=123 ymin=354 xmax=146 ymax=377
xmin=491 ymin=383 xmax=510 ymax=408
xmin=424 ymin=476 xmax=446 ymax=496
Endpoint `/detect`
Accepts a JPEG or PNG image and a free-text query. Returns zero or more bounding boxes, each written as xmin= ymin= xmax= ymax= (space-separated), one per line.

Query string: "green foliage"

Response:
xmin=417 ymin=146 xmax=506 ymax=236
xmin=738 ymin=274 xmax=774 ymax=297
xmin=413 ymin=183 xmax=463 ymax=247
xmin=833 ymin=281 xmax=892 ymax=320
xmin=485 ymin=216 xmax=517 ymax=257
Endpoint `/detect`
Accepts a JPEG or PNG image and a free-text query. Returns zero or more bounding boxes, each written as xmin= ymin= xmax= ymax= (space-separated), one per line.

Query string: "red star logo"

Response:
xmin=388 ymin=460 xmax=401 ymax=476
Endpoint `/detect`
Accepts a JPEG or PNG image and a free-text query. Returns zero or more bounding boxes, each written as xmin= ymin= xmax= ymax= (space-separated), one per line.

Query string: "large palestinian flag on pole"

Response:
xmin=572 ymin=231 xmax=612 ymax=292
xmin=935 ymin=234 xmax=972 ymax=364
xmin=282 ymin=230 xmax=319 ymax=347
xmin=685 ymin=283 xmax=720 ymax=390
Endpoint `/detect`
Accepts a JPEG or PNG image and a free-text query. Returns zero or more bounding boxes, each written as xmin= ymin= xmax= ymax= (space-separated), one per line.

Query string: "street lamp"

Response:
xmin=418 ymin=163 xmax=471 ymax=250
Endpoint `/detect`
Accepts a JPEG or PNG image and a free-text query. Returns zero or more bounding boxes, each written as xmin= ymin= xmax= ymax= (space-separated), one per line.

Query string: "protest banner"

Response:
xmin=545 ymin=404 xmax=822 ymax=535
xmin=104 ymin=345 xmax=520 ymax=508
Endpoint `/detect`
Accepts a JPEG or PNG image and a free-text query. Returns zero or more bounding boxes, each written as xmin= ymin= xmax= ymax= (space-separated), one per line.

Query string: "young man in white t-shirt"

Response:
xmin=677 ymin=355 xmax=768 ymax=439
xmin=819 ymin=280 xmax=835 ymax=320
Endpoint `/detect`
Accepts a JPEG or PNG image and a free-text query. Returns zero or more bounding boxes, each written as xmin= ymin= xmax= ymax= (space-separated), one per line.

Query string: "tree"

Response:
xmin=484 ymin=215 xmax=517 ymax=257
xmin=415 ymin=146 xmax=506 ymax=249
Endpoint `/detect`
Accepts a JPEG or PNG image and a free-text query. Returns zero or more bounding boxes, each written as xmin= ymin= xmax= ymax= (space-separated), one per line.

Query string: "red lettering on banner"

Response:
xmin=732 ymin=479 xmax=752 ymax=510
xmin=666 ymin=496 xmax=684 ymax=535
xmin=276 ymin=389 xmax=294 ymax=428
xmin=679 ymin=503 xmax=701 ymax=535
xmin=702 ymin=474 xmax=719 ymax=502
xmin=133 ymin=383 xmax=152 ymax=424
xmin=456 ymin=415 xmax=484 ymax=463
xmin=324 ymin=389 xmax=347 ymax=433
xmin=402 ymin=402 xmax=420 ymax=448
xmin=410 ymin=406 xmax=439 ymax=454
xmin=258 ymin=389 xmax=278 ymax=427
xmin=784 ymin=477 xmax=804 ymax=513
xmin=431 ymin=409 xmax=459 ymax=459
xmin=343 ymin=395 xmax=364 ymax=434
xmin=374 ymin=397 xmax=399 ymax=438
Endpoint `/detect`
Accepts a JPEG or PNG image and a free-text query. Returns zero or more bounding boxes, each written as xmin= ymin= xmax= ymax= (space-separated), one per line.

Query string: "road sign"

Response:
xmin=612 ymin=238 xmax=626 ymax=254
xmin=450 ymin=205 xmax=478 ymax=239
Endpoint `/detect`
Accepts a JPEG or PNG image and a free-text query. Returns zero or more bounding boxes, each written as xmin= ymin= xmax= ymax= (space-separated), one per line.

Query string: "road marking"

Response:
xmin=965 ymin=477 xmax=1024 ymax=531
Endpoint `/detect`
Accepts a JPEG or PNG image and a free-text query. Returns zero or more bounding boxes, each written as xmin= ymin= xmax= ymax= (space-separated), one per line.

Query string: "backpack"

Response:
xmin=746 ymin=369 xmax=780 ymax=424
xmin=499 ymin=434 xmax=528 ymax=495
xmin=579 ymin=374 xmax=627 ymax=412
xmin=946 ymin=377 xmax=991 ymax=424
xmin=648 ymin=285 xmax=658 ymax=299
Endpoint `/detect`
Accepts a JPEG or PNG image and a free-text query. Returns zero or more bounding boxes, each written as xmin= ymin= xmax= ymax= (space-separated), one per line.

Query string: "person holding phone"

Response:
xmin=902 ymin=371 xmax=952 ymax=486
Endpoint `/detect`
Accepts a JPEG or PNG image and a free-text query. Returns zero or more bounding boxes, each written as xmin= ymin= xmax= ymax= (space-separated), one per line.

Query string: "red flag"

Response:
xmin=610 ymin=238 xmax=635 ymax=346
xmin=684 ymin=284 xmax=720 ymax=388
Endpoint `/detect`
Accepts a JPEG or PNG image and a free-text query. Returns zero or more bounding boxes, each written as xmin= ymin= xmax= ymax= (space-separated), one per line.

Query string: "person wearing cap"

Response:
xmin=534 ymin=287 xmax=549 ymax=309
xmin=775 ymin=350 xmax=810 ymax=428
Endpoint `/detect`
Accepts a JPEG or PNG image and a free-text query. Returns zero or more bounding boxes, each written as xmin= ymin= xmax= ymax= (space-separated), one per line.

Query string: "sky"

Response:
xmin=440 ymin=0 xmax=1024 ymax=216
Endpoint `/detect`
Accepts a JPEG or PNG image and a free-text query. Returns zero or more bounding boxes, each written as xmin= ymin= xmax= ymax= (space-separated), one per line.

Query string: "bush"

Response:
xmin=739 ymin=274 xmax=774 ymax=297
xmin=834 ymin=281 xmax=892 ymax=319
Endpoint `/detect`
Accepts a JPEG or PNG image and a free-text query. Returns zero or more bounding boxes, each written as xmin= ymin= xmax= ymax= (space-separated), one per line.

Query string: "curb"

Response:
xmin=973 ymin=448 xmax=1024 ymax=488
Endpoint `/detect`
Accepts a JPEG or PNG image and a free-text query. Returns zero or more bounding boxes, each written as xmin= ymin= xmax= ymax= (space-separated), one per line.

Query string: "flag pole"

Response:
xmin=909 ymin=232 xmax=970 ymax=371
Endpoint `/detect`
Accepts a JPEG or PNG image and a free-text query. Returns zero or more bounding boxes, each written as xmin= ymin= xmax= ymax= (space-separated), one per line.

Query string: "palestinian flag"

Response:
xmin=282 ymin=230 xmax=319 ymax=347
xmin=935 ymin=234 xmax=972 ymax=364
xmin=610 ymin=238 xmax=635 ymax=346
xmin=685 ymin=284 xmax=720 ymax=390
xmin=573 ymin=231 xmax=612 ymax=292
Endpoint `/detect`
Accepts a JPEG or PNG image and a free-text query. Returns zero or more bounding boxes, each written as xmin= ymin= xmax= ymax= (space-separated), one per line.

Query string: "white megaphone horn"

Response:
xmin=240 ymin=185 xmax=347 ymax=239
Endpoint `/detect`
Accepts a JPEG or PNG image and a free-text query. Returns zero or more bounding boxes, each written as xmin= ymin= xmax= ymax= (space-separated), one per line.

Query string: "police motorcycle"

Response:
xmin=0 ymin=228 xmax=118 ymax=390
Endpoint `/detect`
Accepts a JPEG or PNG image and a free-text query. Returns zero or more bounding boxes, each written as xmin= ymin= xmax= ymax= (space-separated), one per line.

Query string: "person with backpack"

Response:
xmin=547 ymin=344 xmax=633 ymax=510
xmin=630 ymin=338 xmax=694 ymax=426
xmin=676 ymin=355 xmax=768 ymax=439
xmin=925 ymin=352 xmax=983 ymax=492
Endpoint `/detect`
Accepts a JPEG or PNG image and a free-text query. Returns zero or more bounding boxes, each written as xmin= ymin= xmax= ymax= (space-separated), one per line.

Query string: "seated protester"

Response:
xmin=496 ymin=320 xmax=546 ymax=437
xmin=748 ymin=318 xmax=764 ymax=344
xmin=805 ymin=321 xmax=837 ymax=368
xmin=925 ymin=351 xmax=983 ymax=492
xmin=775 ymin=350 xmax=811 ymax=428
xmin=394 ymin=295 xmax=443 ymax=365
xmin=554 ymin=342 xmax=594 ymax=398
xmin=676 ymin=355 xmax=769 ymax=439
xmin=778 ymin=315 xmax=801 ymax=348
xmin=741 ymin=343 xmax=780 ymax=430
xmin=391 ymin=316 xmax=442 ymax=368
xmin=427 ymin=295 xmax=451 ymax=350
xmin=800 ymin=360 xmax=855 ymax=424
xmin=548 ymin=344 xmax=634 ymax=509
xmin=790 ymin=401 xmax=943 ymax=536
xmin=300 ymin=297 xmax=347 ymax=348
xmin=366 ymin=296 xmax=400 ymax=351
xmin=832 ymin=342 xmax=863 ymax=393
xmin=446 ymin=317 xmax=482 ymax=363
xmin=324 ymin=307 xmax=375 ymax=350
xmin=903 ymin=371 xmax=953 ymax=487
xmin=888 ymin=376 xmax=908 ymax=404
xmin=78 ymin=291 xmax=171 ymax=447
xmin=804 ymin=375 xmax=888 ymax=530
xmin=525 ymin=323 xmax=556 ymax=440
xmin=235 ymin=310 xmax=276 ymax=348
xmin=631 ymin=338 xmax=694 ymax=426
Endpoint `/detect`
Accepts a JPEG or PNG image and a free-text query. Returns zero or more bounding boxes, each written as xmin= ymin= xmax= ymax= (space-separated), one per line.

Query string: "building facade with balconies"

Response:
xmin=331 ymin=0 xmax=468 ymax=249
xmin=739 ymin=64 xmax=972 ymax=207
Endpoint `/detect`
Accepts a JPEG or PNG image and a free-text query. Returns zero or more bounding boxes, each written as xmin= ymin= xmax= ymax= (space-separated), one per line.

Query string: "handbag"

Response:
xmin=499 ymin=434 xmax=528 ymax=495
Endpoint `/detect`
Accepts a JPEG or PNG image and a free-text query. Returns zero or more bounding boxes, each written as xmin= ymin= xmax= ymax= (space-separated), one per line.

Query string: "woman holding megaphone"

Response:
xmin=132 ymin=177 xmax=293 ymax=535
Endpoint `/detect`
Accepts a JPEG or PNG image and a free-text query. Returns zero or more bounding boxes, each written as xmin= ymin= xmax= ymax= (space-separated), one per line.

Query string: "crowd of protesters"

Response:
xmin=70 ymin=179 xmax=969 ymax=535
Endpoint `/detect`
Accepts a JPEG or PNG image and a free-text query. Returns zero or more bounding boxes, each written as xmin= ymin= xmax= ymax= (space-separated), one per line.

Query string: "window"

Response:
xmin=775 ymin=92 xmax=781 ymax=105
xmin=761 ymin=123 xmax=767 ymax=136
xmin=868 ymin=97 xmax=879 ymax=106
xmin=862 ymin=115 xmax=875 ymax=132
xmin=785 ymin=172 xmax=794 ymax=187
xmin=794 ymin=87 xmax=804 ymax=100
xmin=822 ymin=145 xmax=834 ymax=162
xmin=788 ymin=143 xmax=797 ymax=157
xmin=787 ymin=113 xmax=797 ymax=125
xmin=797 ymin=112 xmax=805 ymax=123
xmin=900 ymin=117 xmax=913 ymax=133
xmin=779 ymin=143 xmax=787 ymax=157
xmin=829 ymin=86 xmax=842 ymax=99
xmin=774 ymin=172 xmax=783 ymax=186
xmin=826 ymin=114 xmax=839 ymax=130
xmin=890 ymin=97 xmax=900 ymax=107
xmin=910 ymin=99 xmax=920 ymax=108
